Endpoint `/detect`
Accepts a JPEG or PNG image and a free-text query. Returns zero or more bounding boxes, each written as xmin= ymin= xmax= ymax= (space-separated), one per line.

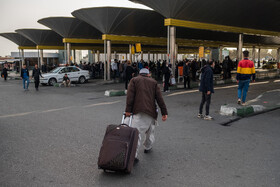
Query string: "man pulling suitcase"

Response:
xmin=125 ymin=68 xmax=168 ymax=162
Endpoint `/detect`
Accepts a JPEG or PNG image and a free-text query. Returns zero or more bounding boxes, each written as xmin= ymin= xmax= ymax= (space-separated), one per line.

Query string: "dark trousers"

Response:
xmin=34 ymin=77 xmax=40 ymax=89
xmin=164 ymin=75 xmax=170 ymax=92
xmin=192 ymin=71 xmax=196 ymax=81
xmin=3 ymin=74 xmax=7 ymax=81
xmin=125 ymin=77 xmax=132 ymax=90
xmin=184 ymin=76 xmax=190 ymax=89
xmin=199 ymin=92 xmax=211 ymax=116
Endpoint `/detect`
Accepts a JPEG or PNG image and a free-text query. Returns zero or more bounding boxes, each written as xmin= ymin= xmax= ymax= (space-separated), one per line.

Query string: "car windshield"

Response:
xmin=50 ymin=67 xmax=61 ymax=73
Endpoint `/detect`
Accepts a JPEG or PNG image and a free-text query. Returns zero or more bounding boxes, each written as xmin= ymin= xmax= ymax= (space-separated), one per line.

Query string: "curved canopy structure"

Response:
xmin=72 ymin=7 xmax=166 ymax=37
xmin=38 ymin=17 xmax=102 ymax=39
xmin=131 ymin=0 xmax=280 ymax=36
xmin=16 ymin=29 xmax=63 ymax=49
xmin=0 ymin=33 xmax=36 ymax=49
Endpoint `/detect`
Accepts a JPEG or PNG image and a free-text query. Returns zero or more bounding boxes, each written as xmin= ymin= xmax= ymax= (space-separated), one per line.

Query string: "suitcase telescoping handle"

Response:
xmin=121 ymin=112 xmax=133 ymax=127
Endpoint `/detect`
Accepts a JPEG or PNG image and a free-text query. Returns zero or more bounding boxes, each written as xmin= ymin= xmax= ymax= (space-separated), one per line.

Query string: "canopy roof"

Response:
xmin=38 ymin=17 xmax=102 ymax=39
xmin=131 ymin=0 xmax=280 ymax=34
xmin=72 ymin=7 xmax=166 ymax=37
xmin=0 ymin=33 xmax=36 ymax=47
xmin=16 ymin=29 xmax=63 ymax=46
xmin=72 ymin=7 xmax=280 ymax=47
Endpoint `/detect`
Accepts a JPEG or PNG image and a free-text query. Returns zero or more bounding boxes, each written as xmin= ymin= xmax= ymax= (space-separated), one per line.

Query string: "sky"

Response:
xmin=0 ymin=0 xmax=150 ymax=57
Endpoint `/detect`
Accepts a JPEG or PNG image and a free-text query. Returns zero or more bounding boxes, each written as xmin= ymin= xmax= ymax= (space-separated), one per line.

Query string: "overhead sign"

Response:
xmin=199 ymin=46 xmax=205 ymax=58
xmin=136 ymin=43 xmax=142 ymax=52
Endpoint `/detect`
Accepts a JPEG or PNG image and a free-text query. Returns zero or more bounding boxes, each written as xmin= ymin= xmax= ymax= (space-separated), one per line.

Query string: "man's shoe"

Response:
xmin=241 ymin=102 xmax=246 ymax=106
xmin=197 ymin=114 xmax=204 ymax=118
xmin=204 ymin=115 xmax=213 ymax=120
xmin=134 ymin=158 xmax=139 ymax=165
xmin=144 ymin=148 xmax=152 ymax=154
xmin=237 ymin=99 xmax=241 ymax=105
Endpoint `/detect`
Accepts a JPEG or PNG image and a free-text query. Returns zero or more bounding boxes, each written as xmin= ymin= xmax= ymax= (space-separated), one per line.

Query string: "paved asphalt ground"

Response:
xmin=0 ymin=78 xmax=280 ymax=187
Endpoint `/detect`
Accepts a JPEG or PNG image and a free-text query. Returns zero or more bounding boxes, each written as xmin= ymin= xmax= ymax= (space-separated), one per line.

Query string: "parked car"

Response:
xmin=40 ymin=66 xmax=90 ymax=86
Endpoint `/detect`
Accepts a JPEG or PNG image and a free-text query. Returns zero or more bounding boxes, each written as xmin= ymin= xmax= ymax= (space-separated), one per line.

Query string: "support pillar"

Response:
xmin=40 ymin=49 xmax=44 ymax=68
xmin=73 ymin=50 xmax=76 ymax=63
xmin=20 ymin=49 xmax=24 ymax=71
xmin=104 ymin=40 xmax=107 ymax=81
xmin=238 ymin=34 xmax=243 ymax=62
xmin=114 ymin=51 xmax=117 ymax=60
xmin=209 ymin=48 xmax=213 ymax=61
xmin=129 ymin=44 xmax=132 ymax=62
xmin=107 ymin=40 xmax=111 ymax=80
xmin=258 ymin=48 xmax=261 ymax=61
xmin=92 ymin=50 xmax=95 ymax=64
xmin=277 ymin=48 xmax=280 ymax=63
xmin=170 ymin=26 xmax=176 ymax=74
xmin=252 ymin=46 xmax=256 ymax=63
xmin=67 ymin=43 xmax=71 ymax=64
xmin=97 ymin=50 xmax=100 ymax=62
xmin=219 ymin=46 xmax=223 ymax=63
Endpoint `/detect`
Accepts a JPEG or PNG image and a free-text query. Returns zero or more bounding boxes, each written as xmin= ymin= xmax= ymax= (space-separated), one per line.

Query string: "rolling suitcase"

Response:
xmin=98 ymin=113 xmax=139 ymax=173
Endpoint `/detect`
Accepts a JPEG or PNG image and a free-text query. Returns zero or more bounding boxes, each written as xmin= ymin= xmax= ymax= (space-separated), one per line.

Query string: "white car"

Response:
xmin=40 ymin=66 xmax=90 ymax=86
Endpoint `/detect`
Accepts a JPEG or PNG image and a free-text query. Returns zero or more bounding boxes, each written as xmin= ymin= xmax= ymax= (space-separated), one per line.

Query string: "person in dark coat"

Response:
xmin=191 ymin=59 xmax=198 ymax=81
xmin=124 ymin=61 xmax=135 ymax=90
xmin=183 ymin=60 xmax=191 ymax=89
xmin=1 ymin=64 xmax=8 ymax=81
xmin=32 ymin=64 xmax=43 ymax=91
xmin=198 ymin=61 xmax=215 ymax=120
xmin=162 ymin=62 xmax=171 ymax=92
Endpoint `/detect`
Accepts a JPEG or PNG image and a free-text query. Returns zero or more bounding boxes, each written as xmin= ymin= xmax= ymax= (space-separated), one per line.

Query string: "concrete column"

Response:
xmin=148 ymin=51 xmax=151 ymax=63
xmin=97 ymin=50 xmax=100 ymax=62
xmin=129 ymin=44 xmax=132 ymax=62
xmin=170 ymin=26 xmax=176 ymax=74
xmin=92 ymin=50 xmax=95 ymax=64
xmin=141 ymin=51 xmax=143 ymax=60
xmin=161 ymin=54 xmax=163 ymax=61
xmin=258 ymin=48 xmax=261 ymax=63
xmin=20 ymin=49 xmax=24 ymax=71
xmin=219 ymin=46 xmax=223 ymax=63
xmin=277 ymin=48 xmax=280 ymax=62
xmin=73 ymin=50 xmax=76 ymax=63
xmin=107 ymin=40 xmax=111 ymax=80
xmin=238 ymin=34 xmax=243 ymax=61
xmin=167 ymin=25 xmax=170 ymax=62
xmin=252 ymin=46 xmax=256 ymax=62
xmin=40 ymin=49 xmax=44 ymax=68
xmin=209 ymin=48 xmax=213 ymax=61
xmin=67 ymin=43 xmax=71 ymax=64
xmin=114 ymin=51 xmax=117 ymax=60
xmin=104 ymin=40 xmax=107 ymax=81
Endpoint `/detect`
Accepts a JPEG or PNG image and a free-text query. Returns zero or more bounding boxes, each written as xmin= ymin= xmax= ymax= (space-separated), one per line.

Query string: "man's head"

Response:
xmin=139 ymin=68 xmax=150 ymax=77
xmin=207 ymin=61 xmax=215 ymax=68
xmin=23 ymin=64 xmax=26 ymax=69
xmin=64 ymin=74 xmax=68 ymax=77
xmin=243 ymin=50 xmax=249 ymax=58
xmin=35 ymin=64 xmax=38 ymax=68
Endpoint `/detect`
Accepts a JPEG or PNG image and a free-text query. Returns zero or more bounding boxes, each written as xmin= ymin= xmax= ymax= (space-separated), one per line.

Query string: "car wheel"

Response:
xmin=79 ymin=76 xmax=86 ymax=84
xmin=48 ymin=78 xmax=57 ymax=86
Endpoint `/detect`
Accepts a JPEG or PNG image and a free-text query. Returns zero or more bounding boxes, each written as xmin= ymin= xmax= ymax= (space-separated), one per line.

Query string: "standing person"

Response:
xmin=124 ymin=61 xmax=135 ymax=90
xmin=222 ymin=57 xmax=229 ymax=80
xmin=111 ymin=59 xmax=118 ymax=80
xmin=198 ymin=61 xmax=215 ymax=120
xmin=191 ymin=59 xmax=198 ymax=81
xmin=1 ymin=64 xmax=8 ymax=81
xmin=125 ymin=68 xmax=168 ymax=162
xmin=32 ymin=64 xmax=43 ymax=91
xmin=183 ymin=60 xmax=191 ymax=89
xmin=21 ymin=64 xmax=30 ymax=91
xmin=236 ymin=51 xmax=256 ymax=105
xmin=162 ymin=62 xmax=171 ymax=92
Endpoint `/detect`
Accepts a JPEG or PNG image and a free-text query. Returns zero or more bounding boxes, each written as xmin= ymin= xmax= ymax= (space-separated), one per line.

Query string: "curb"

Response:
xmin=220 ymin=104 xmax=266 ymax=117
xmin=105 ymin=90 xmax=126 ymax=97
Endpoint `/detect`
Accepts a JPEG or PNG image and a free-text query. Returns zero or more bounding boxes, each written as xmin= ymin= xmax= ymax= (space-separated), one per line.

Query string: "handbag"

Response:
xmin=170 ymin=77 xmax=176 ymax=85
